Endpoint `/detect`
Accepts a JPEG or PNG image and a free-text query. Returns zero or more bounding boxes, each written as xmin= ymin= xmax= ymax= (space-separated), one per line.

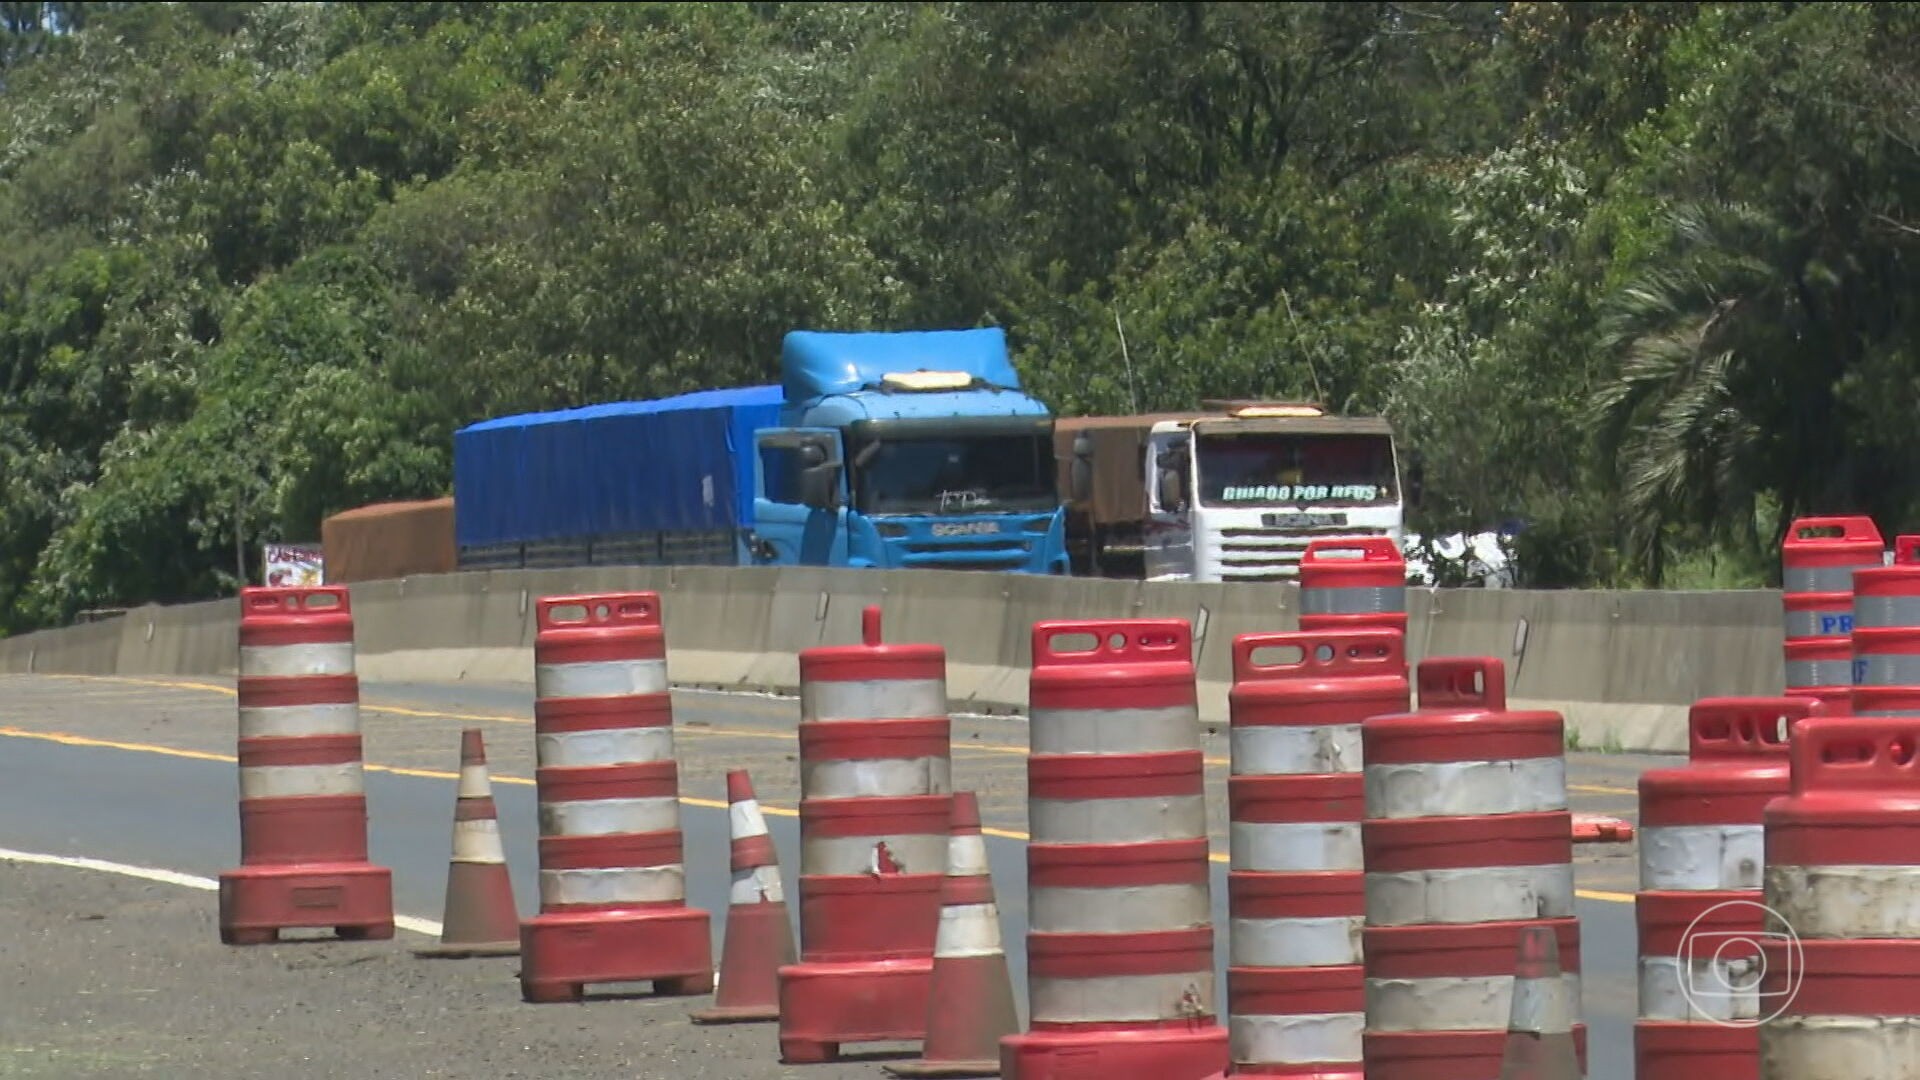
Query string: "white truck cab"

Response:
xmin=1138 ymin=403 xmax=1406 ymax=583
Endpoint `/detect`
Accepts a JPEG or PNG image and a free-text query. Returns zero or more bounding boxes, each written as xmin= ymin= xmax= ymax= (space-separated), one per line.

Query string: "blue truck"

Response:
xmin=452 ymin=328 xmax=1069 ymax=574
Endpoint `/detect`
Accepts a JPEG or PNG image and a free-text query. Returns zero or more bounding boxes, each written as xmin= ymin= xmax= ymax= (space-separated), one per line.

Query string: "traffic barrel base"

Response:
xmin=519 ymin=906 xmax=714 ymax=1002
xmin=1001 ymin=1024 xmax=1230 ymax=1080
xmin=217 ymin=862 xmax=396 ymax=945
xmin=1361 ymin=1030 xmax=1590 ymax=1080
xmin=776 ymin=957 xmax=937 ymax=1063
xmin=1633 ymin=1023 xmax=1757 ymax=1080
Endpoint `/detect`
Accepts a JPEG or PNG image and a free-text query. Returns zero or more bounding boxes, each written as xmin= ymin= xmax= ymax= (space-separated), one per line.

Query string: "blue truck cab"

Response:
xmin=748 ymin=328 xmax=1068 ymax=573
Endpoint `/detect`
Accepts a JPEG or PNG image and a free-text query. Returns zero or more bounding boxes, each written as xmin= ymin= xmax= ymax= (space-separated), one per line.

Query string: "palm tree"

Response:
xmin=1588 ymin=200 xmax=1857 ymax=584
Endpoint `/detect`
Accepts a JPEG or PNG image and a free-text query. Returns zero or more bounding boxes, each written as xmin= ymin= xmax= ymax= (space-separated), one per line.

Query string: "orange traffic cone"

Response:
xmin=1498 ymin=925 xmax=1584 ymax=1079
xmin=413 ymin=729 xmax=520 ymax=958
xmin=691 ymin=769 xmax=797 ymax=1023
xmin=885 ymin=791 xmax=1020 ymax=1078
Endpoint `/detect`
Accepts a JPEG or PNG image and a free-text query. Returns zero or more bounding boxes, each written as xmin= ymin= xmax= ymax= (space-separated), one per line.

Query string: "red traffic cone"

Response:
xmin=691 ymin=769 xmax=797 ymax=1023
xmin=885 ymin=791 xmax=1020 ymax=1078
xmin=1499 ymin=925 xmax=1584 ymax=1079
xmin=413 ymin=729 xmax=521 ymax=958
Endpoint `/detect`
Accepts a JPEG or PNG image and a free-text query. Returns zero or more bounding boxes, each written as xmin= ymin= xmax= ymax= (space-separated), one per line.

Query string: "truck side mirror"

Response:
xmin=798 ymin=461 xmax=841 ymax=511
xmin=1403 ymin=452 xmax=1425 ymax=510
xmin=1157 ymin=466 xmax=1185 ymax=510
xmin=1069 ymin=435 xmax=1093 ymax=503
xmin=1070 ymin=461 xmax=1092 ymax=503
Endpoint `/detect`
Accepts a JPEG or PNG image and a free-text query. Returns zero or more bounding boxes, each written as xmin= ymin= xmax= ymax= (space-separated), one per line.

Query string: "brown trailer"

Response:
xmin=320 ymin=497 xmax=457 ymax=584
xmin=1053 ymin=412 xmax=1218 ymax=578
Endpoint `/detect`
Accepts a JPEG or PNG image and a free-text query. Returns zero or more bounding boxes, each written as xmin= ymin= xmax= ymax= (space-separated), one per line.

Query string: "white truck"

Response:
xmin=1062 ymin=402 xmax=1408 ymax=583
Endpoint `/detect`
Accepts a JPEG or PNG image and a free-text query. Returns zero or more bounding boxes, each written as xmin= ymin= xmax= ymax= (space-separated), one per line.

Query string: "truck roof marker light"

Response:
xmin=1229 ymin=403 xmax=1325 ymax=419
xmin=878 ymin=370 xmax=977 ymax=392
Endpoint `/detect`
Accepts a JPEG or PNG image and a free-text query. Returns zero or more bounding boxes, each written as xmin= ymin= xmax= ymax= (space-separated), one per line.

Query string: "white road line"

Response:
xmin=0 ymin=847 xmax=444 ymax=937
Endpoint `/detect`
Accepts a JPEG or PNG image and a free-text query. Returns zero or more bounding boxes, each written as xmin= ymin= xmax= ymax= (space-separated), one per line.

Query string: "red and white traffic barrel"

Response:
xmin=1360 ymin=656 xmax=1587 ymax=1080
xmin=1781 ymin=516 xmax=1883 ymax=712
xmin=518 ymin=592 xmax=713 ymax=1003
xmin=1852 ymin=535 xmax=1920 ymax=718
xmin=1001 ymin=618 xmax=1229 ymax=1080
xmin=1760 ymin=715 xmax=1920 ymax=1074
xmin=1226 ymin=627 xmax=1409 ymax=1078
xmin=1634 ymin=696 xmax=1821 ymax=1080
xmin=1298 ymin=537 xmax=1408 ymax=636
xmin=217 ymin=586 xmax=394 ymax=945
xmin=778 ymin=606 xmax=954 ymax=1065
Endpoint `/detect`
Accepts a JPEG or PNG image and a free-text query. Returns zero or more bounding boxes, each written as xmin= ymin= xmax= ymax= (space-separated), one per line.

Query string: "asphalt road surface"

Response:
xmin=0 ymin=673 xmax=1649 ymax=1078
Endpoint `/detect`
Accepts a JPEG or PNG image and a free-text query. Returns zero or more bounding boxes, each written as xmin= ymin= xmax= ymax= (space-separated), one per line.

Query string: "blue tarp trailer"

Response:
xmin=453 ymin=385 xmax=784 ymax=565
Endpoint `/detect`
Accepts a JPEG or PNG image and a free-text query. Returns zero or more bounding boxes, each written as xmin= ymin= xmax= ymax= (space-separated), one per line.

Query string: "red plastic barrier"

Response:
xmin=1002 ymin=619 xmax=1229 ymax=1080
xmin=1361 ymin=656 xmax=1587 ymax=1080
xmin=1851 ymin=535 xmax=1920 ymax=718
xmin=218 ymin=586 xmax=393 ymax=945
xmin=778 ymin=606 xmax=953 ymax=1064
xmin=1299 ymin=537 xmax=1408 ymax=635
xmin=1634 ymin=696 xmax=1822 ymax=1080
xmin=1225 ymin=628 xmax=1408 ymax=1078
xmin=519 ymin=593 xmax=712 ymax=1002
xmin=1760 ymin=715 xmax=1920 ymax=1072
xmin=1781 ymin=516 xmax=1883 ymax=712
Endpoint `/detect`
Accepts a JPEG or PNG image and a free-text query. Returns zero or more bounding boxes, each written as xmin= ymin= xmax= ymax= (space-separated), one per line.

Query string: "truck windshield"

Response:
xmin=851 ymin=432 xmax=1056 ymax=515
xmin=1195 ymin=431 xmax=1397 ymax=508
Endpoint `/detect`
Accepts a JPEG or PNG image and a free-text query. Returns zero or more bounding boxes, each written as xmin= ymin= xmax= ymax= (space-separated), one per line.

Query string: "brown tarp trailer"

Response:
xmin=1053 ymin=412 xmax=1219 ymax=577
xmin=1053 ymin=413 xmax=1214 ymax=526
xmin=320 ymin=497 xmax=457 ymax=584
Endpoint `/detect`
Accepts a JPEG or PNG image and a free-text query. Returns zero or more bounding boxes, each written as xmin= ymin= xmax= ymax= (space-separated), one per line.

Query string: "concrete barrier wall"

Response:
xmin=0 ymin=569 xmax=1791 ymax=753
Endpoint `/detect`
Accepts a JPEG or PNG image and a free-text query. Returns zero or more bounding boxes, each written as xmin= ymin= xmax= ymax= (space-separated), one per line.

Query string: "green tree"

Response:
xmin=1590 ymin=3 xmax=1920 ymax=582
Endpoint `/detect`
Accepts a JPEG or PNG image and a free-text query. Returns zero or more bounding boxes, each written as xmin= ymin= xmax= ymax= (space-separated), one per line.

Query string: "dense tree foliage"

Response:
xmin=3 ymin=2 xmax=1917 ymax=628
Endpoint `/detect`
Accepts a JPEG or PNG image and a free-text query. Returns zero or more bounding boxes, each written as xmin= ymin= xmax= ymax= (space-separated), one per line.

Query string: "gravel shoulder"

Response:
xmin=0 ymin=859 xmax=878 ymax=1079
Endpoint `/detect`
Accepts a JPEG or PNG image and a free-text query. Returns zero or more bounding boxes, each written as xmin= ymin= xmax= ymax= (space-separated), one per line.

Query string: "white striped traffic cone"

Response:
xmin=885 ymin=790 xmax=1019 ymax=1078
xmin=691 ymin=769 xmax=797 ymax=1023
xmin=414 ymin=729 xmax=520 ymax=958
xmin=1500 ymin=924 xmax=1584 ymax=1080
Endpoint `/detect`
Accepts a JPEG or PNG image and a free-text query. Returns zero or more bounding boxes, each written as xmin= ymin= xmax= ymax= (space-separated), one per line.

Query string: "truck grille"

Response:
xmin=1213 ymin=527 xmax=1390 ymax=581
xmin=899 ymin=538 xmax=1033 ymax=572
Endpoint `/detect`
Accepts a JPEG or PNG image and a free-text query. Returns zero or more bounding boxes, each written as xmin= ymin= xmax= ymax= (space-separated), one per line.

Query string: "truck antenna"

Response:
xmin=1112 ymin=306 xmax=1140 ymax=414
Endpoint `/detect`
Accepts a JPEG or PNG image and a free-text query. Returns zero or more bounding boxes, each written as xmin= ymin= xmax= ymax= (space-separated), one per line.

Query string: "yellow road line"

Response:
xmin=21 ymin=675 xmax=1660 ymax=794
xmin=0 ymin=723 xmax=1632 ymax=904
xmin=26 ymin=674 xmax=1026 ymax=758
xmin=0 ymin=725 xmax=733 ymax=809
xmin=1571 ymin=783 xmax=1638 ymax=796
